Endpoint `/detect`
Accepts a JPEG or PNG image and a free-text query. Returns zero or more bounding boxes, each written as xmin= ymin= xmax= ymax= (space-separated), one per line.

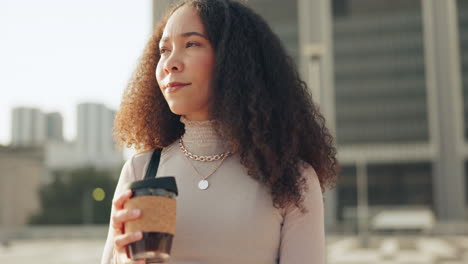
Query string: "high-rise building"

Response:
xmin=11 ymin=107 xmax=46 ymax=147
xmin=77 ymin=103 xmax=121 ymax=168
xmin=10 ymin=104 xmax=121 ymax=170
xmin=46 ymin=112 xmax=64 ymax=142
xmin=330 ymin=0 xmax=468 ymax=226
xmin=11 ymin=108 xmax=65 ymax=146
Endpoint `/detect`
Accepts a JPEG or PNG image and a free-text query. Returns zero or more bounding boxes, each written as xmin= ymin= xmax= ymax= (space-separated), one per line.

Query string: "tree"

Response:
xmin=29 ymin=166 xmax=118 ymax=225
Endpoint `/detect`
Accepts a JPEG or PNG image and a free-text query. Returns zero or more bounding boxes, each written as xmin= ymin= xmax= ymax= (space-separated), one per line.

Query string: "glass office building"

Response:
xmin=330 ymin=0 xmax=467 ymax=229
xmin=331 ymin=0 xmax=432 ymax=229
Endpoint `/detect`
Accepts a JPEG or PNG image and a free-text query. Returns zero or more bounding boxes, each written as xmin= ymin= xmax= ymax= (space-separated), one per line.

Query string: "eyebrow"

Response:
xmin=160 ymin=32 xmax=208 ymax=44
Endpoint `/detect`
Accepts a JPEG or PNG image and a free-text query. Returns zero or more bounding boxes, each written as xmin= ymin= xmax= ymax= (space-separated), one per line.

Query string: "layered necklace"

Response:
xmin=179 ymin=137 xmax=232 ymax=190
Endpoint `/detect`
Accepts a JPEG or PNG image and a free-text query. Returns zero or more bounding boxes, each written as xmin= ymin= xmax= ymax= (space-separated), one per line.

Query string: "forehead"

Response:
xmin=162 ymin=5 xmax=205 ymax=38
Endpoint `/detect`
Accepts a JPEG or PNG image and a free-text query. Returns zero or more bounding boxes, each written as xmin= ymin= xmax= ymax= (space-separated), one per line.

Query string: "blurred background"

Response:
xmin=1 ymin=0 xmax=468 ymax=263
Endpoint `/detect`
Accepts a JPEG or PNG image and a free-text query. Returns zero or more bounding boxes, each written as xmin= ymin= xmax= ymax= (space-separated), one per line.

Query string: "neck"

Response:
xmin=183 ymin=112 xmax=211 ymax=122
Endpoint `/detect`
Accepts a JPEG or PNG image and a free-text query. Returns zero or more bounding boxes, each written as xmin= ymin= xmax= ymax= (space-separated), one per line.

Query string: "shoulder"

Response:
xmin=114 ymin=149 xmax=155 ymax=195
xmin=132 ymin=149 xmax=154 ymax=164
xmin=126 ymin=149 xmax=154 ymax=181
xmin=127 ymin=142 xmax=179 ymax=180
xmin=298 ymin=160 xmax=321 ymax=190
xmin=281 ymin=161 xmax=323 ymax=216
xmin=299 ymin=161 xmax=323 ymax=205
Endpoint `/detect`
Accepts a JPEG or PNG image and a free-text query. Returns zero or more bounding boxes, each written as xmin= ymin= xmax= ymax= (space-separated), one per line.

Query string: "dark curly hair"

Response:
xmin=114 ymin=0 xmax=338 ymax=213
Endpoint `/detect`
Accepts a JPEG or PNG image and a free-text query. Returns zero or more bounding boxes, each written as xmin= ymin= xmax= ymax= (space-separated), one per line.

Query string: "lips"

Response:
xmin=165 ymin=82 xmax=191 ymax=93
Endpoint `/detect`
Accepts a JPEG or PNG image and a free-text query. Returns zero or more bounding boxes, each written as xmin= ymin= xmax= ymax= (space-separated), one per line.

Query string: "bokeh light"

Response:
xmin=92 ymin=187 xmax=106 ymax=202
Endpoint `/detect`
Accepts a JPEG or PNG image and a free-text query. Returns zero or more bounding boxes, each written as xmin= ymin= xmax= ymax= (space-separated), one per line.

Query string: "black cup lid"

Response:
xmin=128 ymin=176 xmax=178 ymax=196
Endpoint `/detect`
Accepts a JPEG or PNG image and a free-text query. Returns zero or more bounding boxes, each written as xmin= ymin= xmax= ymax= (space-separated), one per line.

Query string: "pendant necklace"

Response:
xmin=183 ymin=151 xmax=230 ymax=190
xmin=179 ymin=138 xmax=231 ymax=190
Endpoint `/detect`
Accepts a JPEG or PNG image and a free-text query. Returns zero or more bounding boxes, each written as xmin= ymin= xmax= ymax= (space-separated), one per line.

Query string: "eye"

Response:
xmin=186 ymin=42 xmax=200 ymax=48
xmin=159 ymin=47 xmax=169 ymax=54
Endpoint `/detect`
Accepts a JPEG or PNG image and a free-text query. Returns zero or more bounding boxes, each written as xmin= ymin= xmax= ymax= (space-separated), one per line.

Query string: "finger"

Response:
xmin=117 ymin=252 xmax=146 ymax=264
xmin=113 ymin=190 xmax=133 ymax=210
xmin=112 ymin=209 xmax=141 ymax=231
xmin=112 ymin=220 xmax=123 ymax=236
xmin=114 ymin=232 xmax=143 ymax=253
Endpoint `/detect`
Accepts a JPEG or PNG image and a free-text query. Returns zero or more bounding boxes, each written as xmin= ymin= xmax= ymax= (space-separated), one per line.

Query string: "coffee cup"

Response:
xmin=124 ymin=177 xmax=178 ymax=263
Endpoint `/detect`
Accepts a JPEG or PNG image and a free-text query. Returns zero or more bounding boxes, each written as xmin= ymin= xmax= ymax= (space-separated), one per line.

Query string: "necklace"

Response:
xmin=179 ymin=138 xmax=230 ymax=162
xmin=182 ymin=151 xmax=230 ymax=190
xmin=178 ymin=137 xmax=231 ymax=190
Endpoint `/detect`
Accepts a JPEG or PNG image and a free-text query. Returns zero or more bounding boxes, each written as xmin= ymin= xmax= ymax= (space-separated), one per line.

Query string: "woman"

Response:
xmin=102 ymin=0 xmax=337 ymax=263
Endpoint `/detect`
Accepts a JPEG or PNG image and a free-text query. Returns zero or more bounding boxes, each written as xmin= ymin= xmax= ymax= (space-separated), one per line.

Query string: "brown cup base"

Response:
xmin=127 ymin=232 xmax=173 ymax=263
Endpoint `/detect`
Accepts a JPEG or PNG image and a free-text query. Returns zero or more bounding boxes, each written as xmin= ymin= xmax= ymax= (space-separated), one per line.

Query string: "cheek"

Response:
xmin=202 ymin=54 xmax=215 ymax=72
xmin=155 ymin=63 xmax=165 ymax=89
xmin=192 ymin=54 xmax=215 ymax=83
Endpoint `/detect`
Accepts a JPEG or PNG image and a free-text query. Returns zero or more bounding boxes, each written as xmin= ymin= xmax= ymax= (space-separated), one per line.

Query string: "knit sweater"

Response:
xmin=101 ymin=117 xmax=325 ymax=264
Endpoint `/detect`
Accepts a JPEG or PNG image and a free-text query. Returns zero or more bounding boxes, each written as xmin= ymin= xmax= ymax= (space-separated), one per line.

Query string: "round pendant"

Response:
xmin=198 ymin=179 xmax=209 ymax=190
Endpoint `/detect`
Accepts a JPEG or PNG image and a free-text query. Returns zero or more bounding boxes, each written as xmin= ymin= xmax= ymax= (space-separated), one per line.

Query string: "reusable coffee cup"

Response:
xmin=124 ymin=176 xmax=178 ymax=263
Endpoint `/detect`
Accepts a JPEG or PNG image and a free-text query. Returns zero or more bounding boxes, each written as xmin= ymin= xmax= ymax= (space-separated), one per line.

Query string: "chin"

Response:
xmin=166 ymin=100 xmax=210 ymax=119
xmin=167 ymin=103 xmax=189 ymax=116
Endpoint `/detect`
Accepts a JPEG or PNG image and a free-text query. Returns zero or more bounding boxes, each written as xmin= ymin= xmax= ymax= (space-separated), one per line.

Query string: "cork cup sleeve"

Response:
xmin=124 ymin=196 xmax=176 ymax=235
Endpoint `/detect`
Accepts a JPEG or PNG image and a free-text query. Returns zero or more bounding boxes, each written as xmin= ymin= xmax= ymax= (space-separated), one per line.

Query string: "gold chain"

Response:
xmin=179 ymin=138 xmax=231 ymax=162
xmin=182 ymin=151 xmax=230 ymax=181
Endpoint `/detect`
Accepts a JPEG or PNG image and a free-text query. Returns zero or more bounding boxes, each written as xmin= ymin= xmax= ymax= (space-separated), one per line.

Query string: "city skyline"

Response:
xmin=0 ymin=0 xmax=153 ymax=145
xmin=2 ymin=102 xmax=119 ymax=145
xmin=8 ymin=103 xmax=117 ymax=145
xmin=9 ymin=102 xmax=125 ymax=169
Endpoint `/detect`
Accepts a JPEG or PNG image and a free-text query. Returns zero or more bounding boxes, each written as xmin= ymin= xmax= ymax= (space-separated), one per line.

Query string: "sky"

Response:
xmin=0 ymin=0 xmax=153 ymax=146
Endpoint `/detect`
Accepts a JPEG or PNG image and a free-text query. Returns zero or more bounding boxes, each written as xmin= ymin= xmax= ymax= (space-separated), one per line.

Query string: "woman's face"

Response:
xmin=156 ymin=5 xmax=215 ymax=121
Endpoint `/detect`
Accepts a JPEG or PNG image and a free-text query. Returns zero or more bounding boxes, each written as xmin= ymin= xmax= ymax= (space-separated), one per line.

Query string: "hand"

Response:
xmin=111 ymin=190 xmax=145 ymax=264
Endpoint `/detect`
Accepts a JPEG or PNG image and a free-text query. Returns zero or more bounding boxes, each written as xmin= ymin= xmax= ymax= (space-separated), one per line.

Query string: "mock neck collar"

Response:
xmin=180 ymin=116 xmax=229 ymax=156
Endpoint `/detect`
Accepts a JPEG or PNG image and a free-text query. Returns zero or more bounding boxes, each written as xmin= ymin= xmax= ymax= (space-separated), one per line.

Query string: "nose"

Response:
xmin=163 ymin=52 xmax=184 ymax=74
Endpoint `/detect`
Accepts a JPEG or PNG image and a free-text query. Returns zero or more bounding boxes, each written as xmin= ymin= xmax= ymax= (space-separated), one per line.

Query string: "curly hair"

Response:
xmin=114 ymin=0 xmax=338 ymax=213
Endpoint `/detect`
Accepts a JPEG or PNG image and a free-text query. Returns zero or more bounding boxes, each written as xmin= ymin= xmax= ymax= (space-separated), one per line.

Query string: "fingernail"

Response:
xmin=132 ymin=209 xmax=140 ymax=215
xmin=133 ymin=232 xmax=141 ymax=238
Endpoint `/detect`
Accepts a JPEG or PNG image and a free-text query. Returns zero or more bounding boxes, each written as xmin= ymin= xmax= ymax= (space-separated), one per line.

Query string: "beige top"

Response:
xmin=101 ymin=117 xmax=325 ymax=264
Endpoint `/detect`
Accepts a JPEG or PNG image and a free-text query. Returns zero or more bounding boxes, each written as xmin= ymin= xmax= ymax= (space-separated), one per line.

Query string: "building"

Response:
xmin=0 ymin=146 xmax=44 ymax=227
xmin=11 ymin=108 xmax=64 ymax=146
xmin=11 ymin=107 xmax=46 ymax=147
xmin=152 ymin=0 xmax=468 ymax=229
xmin=43 ymin=112 xmax=76 ymax=172
xmin=76 ymin=103 xmax=122 ymax=169
xmin=10 ymin=108 xmax=77 ymax=171
xmin=44 ymin=140 xmax=79 ymax=172
xmin=330 ymin=0 xmax=468 ymax=228
xmin=45 ymin=112 xmax=64 ymax=142
xmin=10 ymin=104 xmax=122 ymax=170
